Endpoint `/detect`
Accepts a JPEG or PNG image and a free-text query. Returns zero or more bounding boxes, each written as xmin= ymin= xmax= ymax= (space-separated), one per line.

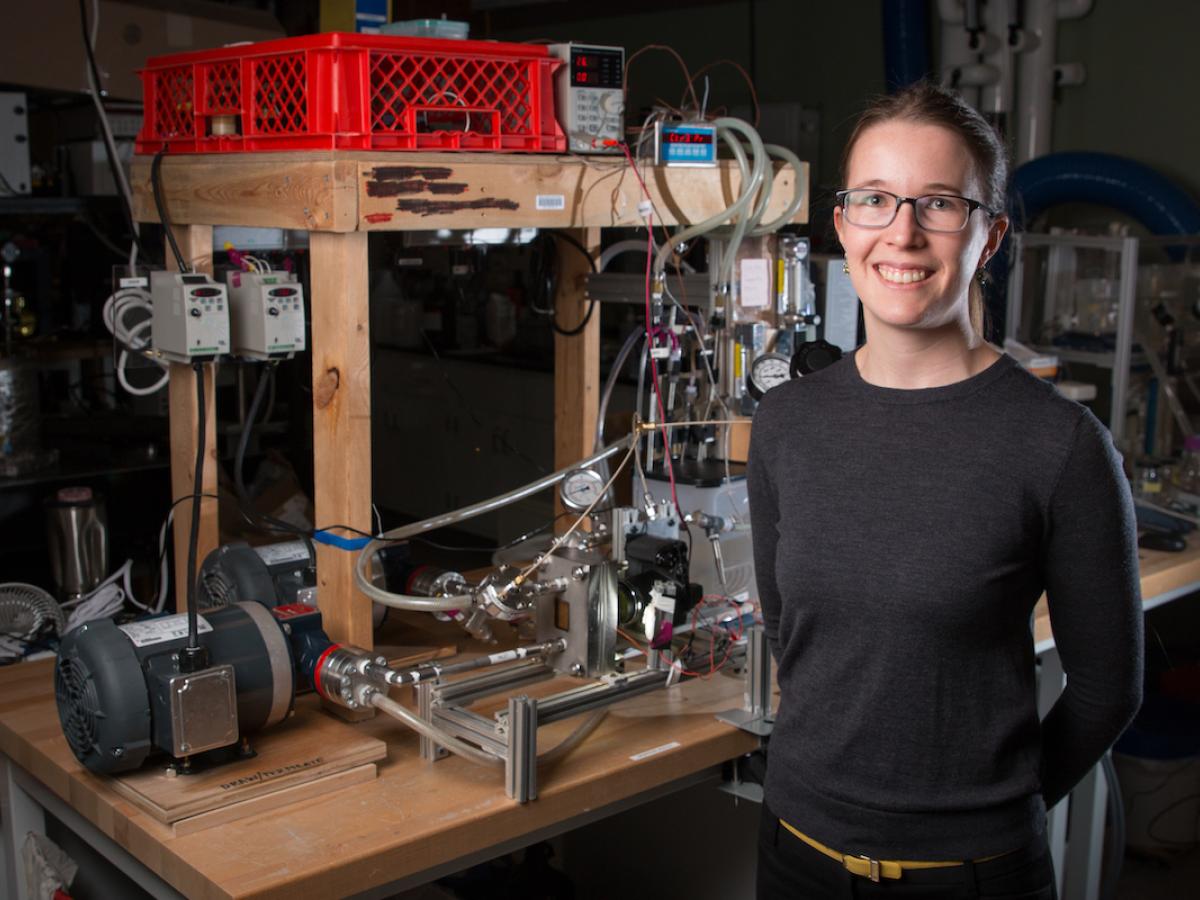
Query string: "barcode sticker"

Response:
xmin=536 ymin=194 xmax=565 ymax=211
xmin=119 ymin=277 xmax=148 ymax=288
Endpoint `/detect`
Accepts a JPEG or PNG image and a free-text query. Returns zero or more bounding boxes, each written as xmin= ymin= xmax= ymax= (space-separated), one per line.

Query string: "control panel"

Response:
xmin=654 ymin=122 xmax=719 ymax=167
xmin=149 ymin=271 xmax=230 ymax=363
xmin=548 ymin=43 xmax=625 ymax=154
xmin=225 ymin=270 xmax=306 ymax=360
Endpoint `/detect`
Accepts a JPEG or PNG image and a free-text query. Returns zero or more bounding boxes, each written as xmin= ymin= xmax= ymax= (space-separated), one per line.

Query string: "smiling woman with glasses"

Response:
xmin=749 ymin=81 xmax=1142 ymax=900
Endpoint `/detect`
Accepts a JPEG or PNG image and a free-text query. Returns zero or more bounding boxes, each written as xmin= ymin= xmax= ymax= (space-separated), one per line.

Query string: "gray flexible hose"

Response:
xmin=596 ymin=328 xmax=646 ymax=453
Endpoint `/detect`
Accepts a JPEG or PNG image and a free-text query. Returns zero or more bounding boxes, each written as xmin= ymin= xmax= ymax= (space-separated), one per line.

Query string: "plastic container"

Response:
xmin=1176 ymin=434 xmax=1200 ymax=494
xmin=380 ymin=18 xmax=469 ymax=40
xmin=137 ymin=32 xmax=565 ymax=154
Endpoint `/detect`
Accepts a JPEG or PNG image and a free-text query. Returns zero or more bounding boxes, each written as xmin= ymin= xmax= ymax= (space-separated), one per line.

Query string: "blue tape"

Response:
xmin=312 ymin=530 xmax=371 ymax=551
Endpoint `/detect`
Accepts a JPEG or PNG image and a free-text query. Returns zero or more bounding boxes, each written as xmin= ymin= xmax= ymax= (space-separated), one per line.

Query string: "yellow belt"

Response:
xmin=779 ymin=820 xmax=1005 ymax=883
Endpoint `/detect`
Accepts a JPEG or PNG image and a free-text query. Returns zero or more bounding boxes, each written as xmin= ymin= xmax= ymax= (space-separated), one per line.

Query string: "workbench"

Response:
xmin=2 ymin=542 xmax=1191 ymax=899
xmin=127 ymin=150 xmax=806 ymax=650
xmin=0 ymin=632 xmax=759 ymax=899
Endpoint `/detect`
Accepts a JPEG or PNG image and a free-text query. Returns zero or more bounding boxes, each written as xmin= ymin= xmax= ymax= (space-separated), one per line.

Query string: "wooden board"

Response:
xmin=131 ymin=154 xmax=359 ymax=232
xmin=130 ymin=152 xmax=808 ymax=233
xmin=553 ymin=228 xmax=601 ymax=482
xmin=308 ymin=231 xmax=373 ymax=649
xmin=108 ymin=703 xmax=386 ymax=829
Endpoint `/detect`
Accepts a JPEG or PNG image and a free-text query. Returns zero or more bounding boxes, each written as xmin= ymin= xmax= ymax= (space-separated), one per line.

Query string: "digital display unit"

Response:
xmin=570 ymin=48 xmax=622 ymax=89
xmin=654 ymin=122 xmax=719 ymax=167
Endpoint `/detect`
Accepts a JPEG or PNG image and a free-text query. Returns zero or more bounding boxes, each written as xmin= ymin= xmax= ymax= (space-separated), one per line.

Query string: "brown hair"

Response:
xmin=840 ymin=81 xmax=1009 ymax=336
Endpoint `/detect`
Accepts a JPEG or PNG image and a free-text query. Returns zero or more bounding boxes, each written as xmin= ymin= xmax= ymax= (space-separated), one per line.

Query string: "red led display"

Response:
xmin=666 ymin=131 xmax=713 ymax=144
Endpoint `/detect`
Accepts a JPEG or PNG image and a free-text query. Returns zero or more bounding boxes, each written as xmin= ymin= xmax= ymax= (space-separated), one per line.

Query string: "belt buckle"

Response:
xmin=857 ymin=855 xmax=882 ymax=883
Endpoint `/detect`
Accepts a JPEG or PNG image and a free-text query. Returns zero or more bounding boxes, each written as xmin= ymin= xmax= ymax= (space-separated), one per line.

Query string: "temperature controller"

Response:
xmin=654 ymin=122 xmax=718 ymax=167
xmin=549 ymin=43 xmax=625 ymax=154
xmin=149 ymin=271 xmax=230 ymax=363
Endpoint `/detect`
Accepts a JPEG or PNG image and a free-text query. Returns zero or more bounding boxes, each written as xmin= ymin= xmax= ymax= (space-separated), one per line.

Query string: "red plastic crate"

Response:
xmin=136 ymin=32 xmax=566 ymax=154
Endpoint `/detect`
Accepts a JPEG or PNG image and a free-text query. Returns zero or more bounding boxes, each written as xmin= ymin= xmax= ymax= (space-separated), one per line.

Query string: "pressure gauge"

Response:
xmin=560 ymin=467 xmax=606 ymax=511
xmin=746 ymin=352 xmax=792 ymax=401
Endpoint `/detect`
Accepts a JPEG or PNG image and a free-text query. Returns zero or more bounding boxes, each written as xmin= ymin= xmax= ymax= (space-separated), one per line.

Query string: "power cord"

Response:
xmin=152 ymin=150 xmax=188 ymax=273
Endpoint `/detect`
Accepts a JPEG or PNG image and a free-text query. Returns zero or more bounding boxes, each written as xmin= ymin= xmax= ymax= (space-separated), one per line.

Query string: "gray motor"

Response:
xmin=199 ymin=539 xmax=316 ymax=609
xmin=55 ymin=602 xmax=296 ymax=774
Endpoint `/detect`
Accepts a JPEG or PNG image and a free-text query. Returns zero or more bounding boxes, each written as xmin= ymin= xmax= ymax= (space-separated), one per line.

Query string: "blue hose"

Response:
xmin=882 ymin=0 xmax=932 ymax=91
xmin=1010 ymin=152 xmax=1200 ymax=234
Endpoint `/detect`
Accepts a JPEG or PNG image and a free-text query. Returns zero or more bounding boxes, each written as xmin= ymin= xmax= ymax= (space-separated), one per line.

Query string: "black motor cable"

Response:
xmin=542 ymin=231 xmax=599 ymax=337
xmin=152 ymin=150 xmax=189 ymax=272
xmin=182 ymin=363 xmax=208 ymax=667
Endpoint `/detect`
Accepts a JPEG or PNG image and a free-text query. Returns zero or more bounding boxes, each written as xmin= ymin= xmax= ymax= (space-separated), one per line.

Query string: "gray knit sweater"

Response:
xmin=747 ymin=351 xmax=1143 ymax=860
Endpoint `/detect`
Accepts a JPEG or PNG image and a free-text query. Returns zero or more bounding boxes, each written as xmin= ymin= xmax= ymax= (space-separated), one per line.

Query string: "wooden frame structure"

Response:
xmin=131 ymin=150 xmax=807 ymax=648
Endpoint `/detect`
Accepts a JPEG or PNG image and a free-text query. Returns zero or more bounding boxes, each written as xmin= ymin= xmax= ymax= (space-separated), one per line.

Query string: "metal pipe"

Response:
xmin=354 ymin=435 xmax=635 ymax=609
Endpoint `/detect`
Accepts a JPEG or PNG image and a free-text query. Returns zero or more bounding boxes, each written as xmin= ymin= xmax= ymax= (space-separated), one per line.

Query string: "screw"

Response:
xmin=572 ymin=566 xmax=588 ymax=581
xmin=375 ymin=656 xmax=388 ymax=666
xmin=570 ymin=663 xmax=584 ymax=676
xmin=112 ymin=746 xmax=124 ymax=757
xmin=180 ymin=742 xmax=190 ymax=752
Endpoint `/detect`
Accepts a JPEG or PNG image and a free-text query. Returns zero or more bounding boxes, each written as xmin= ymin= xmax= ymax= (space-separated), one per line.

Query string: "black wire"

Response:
xmin=76 ymin=0 xmax=153 ymax=263
xmin=540 ymin=231 xmax=599 ymax=337
xmin=152 ymin=150 xmax=188 ymax=272
xmin=186 ymin=363 xmax=205 ymax=650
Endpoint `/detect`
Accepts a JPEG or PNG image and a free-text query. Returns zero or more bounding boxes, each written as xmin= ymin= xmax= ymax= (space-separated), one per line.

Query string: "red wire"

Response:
xmin=617 ymin=141 xmax=683 ymax=517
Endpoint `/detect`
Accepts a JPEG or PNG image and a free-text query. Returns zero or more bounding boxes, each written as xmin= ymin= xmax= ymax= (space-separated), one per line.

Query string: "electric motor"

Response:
xmin=55 ymin=602 xmax=330 ymax=775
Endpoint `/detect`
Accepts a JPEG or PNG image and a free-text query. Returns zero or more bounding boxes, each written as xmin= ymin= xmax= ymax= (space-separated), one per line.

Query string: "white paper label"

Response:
xmin=119 ymin=277 xmax=148 ymax=288
xmin=739 ymin=258 xmax=770 ymax=308
xmin=630 ymin=741 xmax=681 ymax=762
xmin=536 ymin=194 xmax=566 ymax=211
xmin=253 ymin=541 xmax=310 ymax=568
xmin=118 ymin=614 xmax=213 ymax=648
xmin=650 ymin=587 xmax=676 ymax=615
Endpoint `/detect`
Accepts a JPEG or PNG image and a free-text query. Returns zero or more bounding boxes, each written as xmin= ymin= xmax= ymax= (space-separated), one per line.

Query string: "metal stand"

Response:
xmin=416 ymin=663 xmax=669 ymax=802
xmin=716 ymin=626 xmax=774 ymax=736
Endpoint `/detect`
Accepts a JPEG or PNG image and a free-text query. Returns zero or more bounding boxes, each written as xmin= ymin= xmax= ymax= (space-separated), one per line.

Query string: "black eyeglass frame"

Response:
xmin=834 ymin=189 xmax=999 ymax=233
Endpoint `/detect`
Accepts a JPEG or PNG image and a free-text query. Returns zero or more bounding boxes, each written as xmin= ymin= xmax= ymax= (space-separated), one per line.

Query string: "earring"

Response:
xmin=976 ymin=269 xmax=987 ymax=285
xmin=842 ymin=259 xmax=850 ymax=275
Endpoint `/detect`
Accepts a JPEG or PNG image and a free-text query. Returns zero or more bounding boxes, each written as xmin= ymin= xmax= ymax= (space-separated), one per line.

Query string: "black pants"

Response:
xmin=756 ymin=803 xmax=1057 ymax=899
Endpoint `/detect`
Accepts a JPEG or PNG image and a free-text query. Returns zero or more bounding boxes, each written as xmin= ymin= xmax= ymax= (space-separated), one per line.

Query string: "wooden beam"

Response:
xmin=166 ymin=225 xmax=219 ymax=612
xmin=357 ymin=156 xmax=806 ymax=231
xmin=553 ymin=228 xmax=602 ymax=482
xmin=309 ymin=231 xmax=373 ymax=649
xmin=128 ymin=151 xmax=808 ymax=233
xmin=131 ymin=153 xmax=359 ymax=232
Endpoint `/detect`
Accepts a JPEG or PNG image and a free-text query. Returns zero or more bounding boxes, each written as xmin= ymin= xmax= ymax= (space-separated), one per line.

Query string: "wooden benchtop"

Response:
xmin=0 ymin=650 xmax=757 ymax=899
xmin=1032 ymin=537 xmax=1200 ymax=649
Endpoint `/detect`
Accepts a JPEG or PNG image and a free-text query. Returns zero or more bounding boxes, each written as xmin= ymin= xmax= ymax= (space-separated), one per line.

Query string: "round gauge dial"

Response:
xmin=747 ymin=352 xmax=792 ymax=401
xmin=560 ymin=467 xmax=606 ymax=511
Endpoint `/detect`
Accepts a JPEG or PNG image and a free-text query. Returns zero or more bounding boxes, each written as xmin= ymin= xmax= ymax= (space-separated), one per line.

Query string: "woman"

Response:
xmin=748 ymin=81 xmax=1143 ymax=898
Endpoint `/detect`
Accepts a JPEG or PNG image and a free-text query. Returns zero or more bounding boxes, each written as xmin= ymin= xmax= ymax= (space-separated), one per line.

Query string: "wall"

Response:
xmin=1054 ymin=1 xmax=1200 ymax=196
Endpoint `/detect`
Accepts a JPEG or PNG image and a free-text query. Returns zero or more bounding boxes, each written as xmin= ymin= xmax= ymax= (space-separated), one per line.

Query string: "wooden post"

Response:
xmin=166 ymin=225 xmax=219 ymax=612
xmin=552 ymin=228 xmax=602 ymax=479
xmin=309 ymin=231 xmax=373 ymax=649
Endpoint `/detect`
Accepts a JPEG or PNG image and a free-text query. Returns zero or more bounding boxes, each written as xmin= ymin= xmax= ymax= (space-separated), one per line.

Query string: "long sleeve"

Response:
xmin=747 ymin=403 xmax=784 ymax=663
xmin=1039 ymin=411 xmax=1144 ymax=807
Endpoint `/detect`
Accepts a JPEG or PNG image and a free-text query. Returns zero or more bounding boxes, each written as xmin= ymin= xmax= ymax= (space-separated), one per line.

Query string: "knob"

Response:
xmin=267 ymin=307 xmax=280 ymax=317
xmin=189 ymin=307 xmax=201 ymax=318
xmin=600 ymin=93 xmax=624 ymax=115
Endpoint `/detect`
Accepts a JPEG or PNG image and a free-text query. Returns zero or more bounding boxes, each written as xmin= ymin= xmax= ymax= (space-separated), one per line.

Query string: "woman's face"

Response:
xmin=833 ymin=120 xmax=1007 ymax=335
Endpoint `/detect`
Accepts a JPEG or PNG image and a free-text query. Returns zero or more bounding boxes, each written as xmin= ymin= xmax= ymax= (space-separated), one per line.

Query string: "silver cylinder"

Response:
xmin=45 ymin=487 xmax=108 ymax=599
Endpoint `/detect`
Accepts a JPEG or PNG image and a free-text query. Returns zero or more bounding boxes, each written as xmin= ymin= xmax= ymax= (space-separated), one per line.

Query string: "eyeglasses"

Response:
xmin=835 ymin=189 xmax=997 ymax=233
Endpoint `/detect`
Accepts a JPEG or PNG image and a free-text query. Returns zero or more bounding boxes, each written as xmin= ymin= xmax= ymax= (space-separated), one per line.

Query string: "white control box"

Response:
xmin=149 ymin=271 xmax=230 ymax=363
xmin=548 ymin=43 xmax=625 ymax=154
xmin=225 ymin=270 xmax=306 ymax=360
